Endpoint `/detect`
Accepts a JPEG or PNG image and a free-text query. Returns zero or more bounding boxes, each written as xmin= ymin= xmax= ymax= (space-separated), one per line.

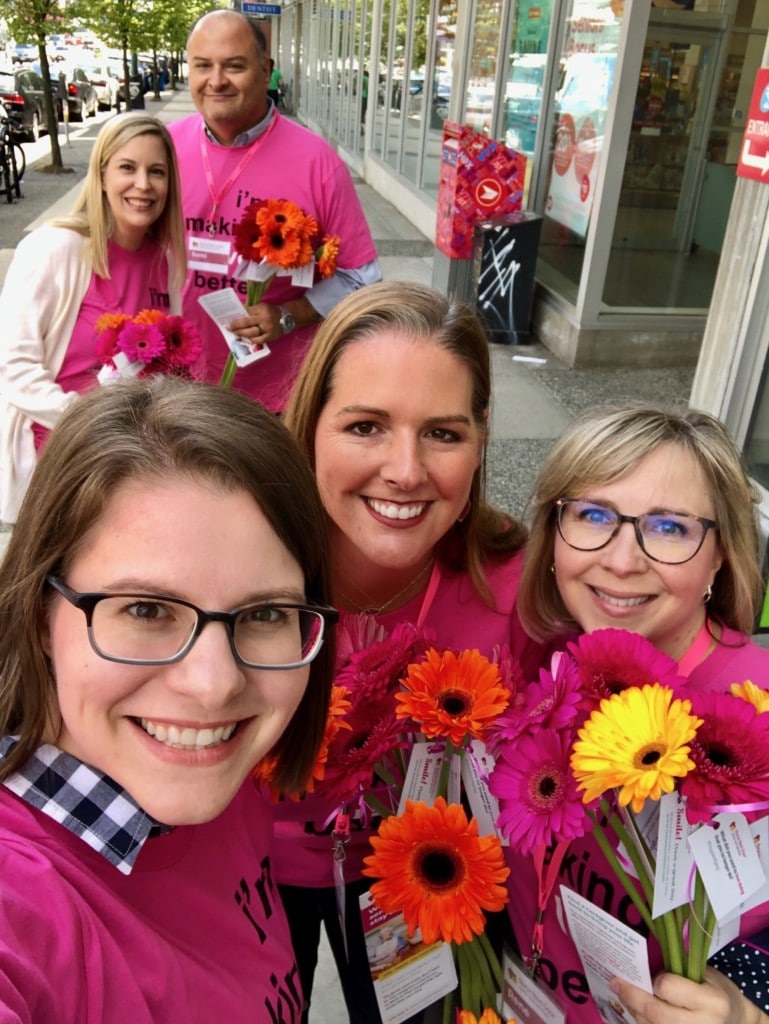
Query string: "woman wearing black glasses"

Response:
xmin=0 ymin=376 xmax=337 ymax=1023
xmin=507 ymin=403 xmax=769 ymax=1024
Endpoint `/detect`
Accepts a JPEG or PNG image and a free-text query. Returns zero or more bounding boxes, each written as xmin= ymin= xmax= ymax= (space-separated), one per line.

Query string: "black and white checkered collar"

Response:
xmin=0 ymin=736 xmax=170 ymax=875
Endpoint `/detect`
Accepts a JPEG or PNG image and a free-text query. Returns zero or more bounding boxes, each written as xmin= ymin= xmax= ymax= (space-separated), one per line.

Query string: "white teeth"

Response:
xmin=593 ymin=588 xmax=650 ymax=608
xmin=367 ymin=498 xmax=426 ymax=520
xmin=140 ymin=719 xmax=237 ymax=750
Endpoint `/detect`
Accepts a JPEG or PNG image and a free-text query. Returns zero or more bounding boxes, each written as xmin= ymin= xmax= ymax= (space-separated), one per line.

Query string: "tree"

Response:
xmin=1 ymin=0 xmax=73 ymax=171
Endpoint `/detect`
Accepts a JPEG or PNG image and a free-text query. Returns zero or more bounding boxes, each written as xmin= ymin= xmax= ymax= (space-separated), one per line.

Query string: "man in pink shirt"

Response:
xmin=169 ymin=10 xmax=381 ymax=411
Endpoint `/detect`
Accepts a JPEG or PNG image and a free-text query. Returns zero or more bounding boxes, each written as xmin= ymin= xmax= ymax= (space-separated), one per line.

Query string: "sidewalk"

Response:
xmin=0 ymin=87 xmax=694 ymax=1022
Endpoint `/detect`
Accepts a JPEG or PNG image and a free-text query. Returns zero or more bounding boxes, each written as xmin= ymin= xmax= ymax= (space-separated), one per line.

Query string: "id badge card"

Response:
xmin=502 ymin=949 xmax=566 ymax=1024
xmin=187 ymin=235 xmax=231 ymax=273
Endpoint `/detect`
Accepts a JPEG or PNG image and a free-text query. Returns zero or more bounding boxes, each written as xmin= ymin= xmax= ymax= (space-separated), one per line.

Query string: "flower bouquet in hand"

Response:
xmin=220 ymin=197 xmax=340 ymax=387
xmin=490 ymin=627 xmax=769 ymax=993
xmin=96 ymin=308 xmax=202 ymax=383
xmin=361 ymin=646 xmax=524 ymax=1022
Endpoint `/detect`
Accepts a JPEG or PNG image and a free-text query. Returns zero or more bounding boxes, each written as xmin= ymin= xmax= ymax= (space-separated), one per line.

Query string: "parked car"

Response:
xmin=0 ymin=67 xmax=47 ymax=141
xmin=107 ymin=60 xmax=144 ymax=107
xmin=66 ymin=66 xmax=100 ymax=119
xmin=80 ymin=62 xmax=120 ymax=110
xmin=12 ymin=43 xmax=38 ymax=65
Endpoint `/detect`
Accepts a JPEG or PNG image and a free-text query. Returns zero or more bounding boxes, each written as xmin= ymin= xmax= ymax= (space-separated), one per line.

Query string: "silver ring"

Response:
xmin=254 ymin=325 xmax=263 ymax=335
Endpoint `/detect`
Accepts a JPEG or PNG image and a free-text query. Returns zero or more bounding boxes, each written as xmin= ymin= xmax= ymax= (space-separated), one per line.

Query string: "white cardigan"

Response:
xmin=0 ymin=225 xmax=180 ymax=523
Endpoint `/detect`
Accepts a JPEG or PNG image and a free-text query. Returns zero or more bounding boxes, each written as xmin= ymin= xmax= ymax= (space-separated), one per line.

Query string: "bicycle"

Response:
xmin=0 ymin=103 xmax=25 ymax=204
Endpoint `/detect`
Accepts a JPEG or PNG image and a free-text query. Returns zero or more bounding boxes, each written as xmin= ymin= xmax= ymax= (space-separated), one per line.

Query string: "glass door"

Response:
xmin=613 ymin=24 xmax=721 ymax=253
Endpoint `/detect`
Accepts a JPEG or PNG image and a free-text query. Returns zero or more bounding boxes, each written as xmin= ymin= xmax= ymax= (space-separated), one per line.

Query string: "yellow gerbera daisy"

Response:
xmin=571 ymin=683 xmax=701 ymax=813
xmin=395 ymin=648 xmax=510 ymax=745
xmin=731 ymin=680 xmax=769 ymax=714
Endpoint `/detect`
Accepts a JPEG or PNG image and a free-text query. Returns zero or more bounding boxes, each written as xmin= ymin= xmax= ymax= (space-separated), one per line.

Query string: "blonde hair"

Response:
xmin=52 ymin=113 xmax=186 ymax=291
xmin=518 ymin=402 xmax=763 ymax=640
xmin=284 ymin=282 xmax=527 ymax=603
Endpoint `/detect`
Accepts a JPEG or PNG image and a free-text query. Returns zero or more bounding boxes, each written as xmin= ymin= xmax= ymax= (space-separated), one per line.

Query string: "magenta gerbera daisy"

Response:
xmin=162 ymin=316 xmax=203 ymax=366
xmin=490 ymin=727 xmax=591 ymax=854
xmin=116 ymin=320 xmax=166 ymax=362
xmin=320 ymin=698 xmax=406 ymax=807
xmin=680 ymin=691 xmax=769 ymax=823
xmin=567 ymin=628 xmax=684 ymax=712
xmin=336 ymin=619 xmax=428 ymax=704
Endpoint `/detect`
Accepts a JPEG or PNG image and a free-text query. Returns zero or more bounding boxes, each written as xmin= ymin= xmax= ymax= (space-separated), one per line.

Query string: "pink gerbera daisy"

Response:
xmin=320 ymin=698 xmax=406 ymax=807
xmin=116 ymin=320 xmax=166 ymax=362
xmin=680 ymin=691 xmax=769 ymax=823
xmin=490 ymin=727 xmax=591 ymax=854
xmin=486 ymin=650 xmax=580 ymax=755
xmin=567 ymin=628 xmax=684 ymax=712
xmin=162 ymin=316 xmax=203 ymax=366
xmin=336 ymin=620 xmax=428 ymax=704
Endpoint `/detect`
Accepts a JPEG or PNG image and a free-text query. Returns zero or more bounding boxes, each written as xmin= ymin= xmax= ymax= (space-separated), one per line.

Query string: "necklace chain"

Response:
xmin=337 ymin=557 xmax=435 ymax=616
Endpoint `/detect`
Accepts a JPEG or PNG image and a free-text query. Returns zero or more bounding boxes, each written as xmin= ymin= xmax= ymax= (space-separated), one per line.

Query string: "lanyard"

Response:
xmin=200 ymin=116 xmax=278 ymax=234
xmin=415 ymin=560 xmax=441 ymax=629
xmin=676 ymin=620 xmax=713 ymax=678
xmin=530 ymin=839 xmax=571 ymax=978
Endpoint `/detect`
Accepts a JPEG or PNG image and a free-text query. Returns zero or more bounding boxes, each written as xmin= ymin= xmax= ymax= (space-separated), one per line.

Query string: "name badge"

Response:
xmin=188 ymin=235 xmax=232 ymax=273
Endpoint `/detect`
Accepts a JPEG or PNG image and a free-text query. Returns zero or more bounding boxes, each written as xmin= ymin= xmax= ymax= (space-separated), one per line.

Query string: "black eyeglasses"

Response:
xmin=47 ymin=576 xmax=338 ymax=669
xmin=555 ymin=499 xmax=718 ymax=565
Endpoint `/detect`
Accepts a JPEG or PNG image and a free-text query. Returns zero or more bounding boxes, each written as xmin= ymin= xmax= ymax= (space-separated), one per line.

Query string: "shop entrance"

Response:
xmin=612 ymin=22 xmax=721 ymax=253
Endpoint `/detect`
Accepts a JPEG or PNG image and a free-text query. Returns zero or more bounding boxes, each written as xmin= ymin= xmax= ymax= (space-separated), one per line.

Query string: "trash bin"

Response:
xmin=127 ymin=76 xmax=145 ymax=110
xmin=472 ymin=211 xmax=543 ymax=344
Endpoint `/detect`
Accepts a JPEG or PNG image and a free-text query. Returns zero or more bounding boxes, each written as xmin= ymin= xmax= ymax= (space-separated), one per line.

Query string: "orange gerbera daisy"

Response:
xmin=133 ymin=308 xmax=166 ymax=327
xmin=316 ymin=234 xmax=340 ymax=278
xmin=395 ymin=648 xmax=510 ymax=745
xmin=95 ymin=311 xmax=130 ymax=334
xmin=305 ymin=684 xmax=353 ymax=792
xmin=256 ymin=198 xmax=316 ymax=237
xmin=362 ymin=797 xmax=509 ymax=945
xmin=457 ymin=1012 xmax=512 ymax=1024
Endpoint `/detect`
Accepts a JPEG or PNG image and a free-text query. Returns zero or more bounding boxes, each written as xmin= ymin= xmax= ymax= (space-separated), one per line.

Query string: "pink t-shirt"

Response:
xmin=272 ymin=551 xmax=547 ymax=888
xmin=168 ymin=113 xmax=378 ymax=411
xmin=32 ymin=239 xmax=170 ymax=449
xmin=504 ymin=626 xmax=769 ymax=1023
xmin=0 ymin=780 xmax=301 ymax=1023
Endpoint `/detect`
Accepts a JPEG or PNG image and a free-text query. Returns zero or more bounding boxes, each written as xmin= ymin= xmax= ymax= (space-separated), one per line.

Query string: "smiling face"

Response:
xmin=313 ymin=332 xmax=484 ymax=595
xmin=101 ymin=133 xmax=169 ymax=250
xmin=553 ymin=443 xmax=723 ymax=661
xmin=43 ymin=475 xmax=309 ymax=825
xmin=187 ymin=12 xmax=270 ymax=145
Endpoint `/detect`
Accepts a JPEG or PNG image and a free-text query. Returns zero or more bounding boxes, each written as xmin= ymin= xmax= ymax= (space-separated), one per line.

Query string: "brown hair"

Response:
xmin=0 ymin=377 xmax=334 ymax=793
xmin=518 ymin=402 xmax=763 ymax=640
xmin=284 ymin=282 xmax=527 ymax=603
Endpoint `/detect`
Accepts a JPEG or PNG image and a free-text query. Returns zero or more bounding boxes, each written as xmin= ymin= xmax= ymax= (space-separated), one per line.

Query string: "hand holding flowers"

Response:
xmin=220 ymin=197 xmax=340 ymax=387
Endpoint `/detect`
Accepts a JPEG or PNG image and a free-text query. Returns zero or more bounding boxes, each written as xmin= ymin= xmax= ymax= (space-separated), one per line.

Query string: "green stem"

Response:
xmin=219 ymin=352 xmax=237 ymax=388
xmin=218 ymin=277 xmax=272 ymax=389
xmin=364 ymin=793 xmax=392 ymax=819
xmin=590 ymin=810 xmax=658 ymax=939
xmin=478 ymin=929 xmax=505 ymax=990
xmin=464 ymin=934 xmax=496 ymax=1011
xmin=436 ymin=739 xmax=457 ymax=801
xmin=687 ymin=871 xmax=714 ymax=983
xmin=441 ymin=992 xmax=452 ymax=1024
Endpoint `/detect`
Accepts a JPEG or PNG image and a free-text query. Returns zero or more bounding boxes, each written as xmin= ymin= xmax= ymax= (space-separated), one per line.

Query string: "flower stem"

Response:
xmin=219 ymin=353 xmax=237 ymax=388
xmin=218 ymin=277 xmax=271 ymax=389
xmin=436 ymin=739 xmax=457 ymax=801
xmin=590 ymin=810 xmax=658 ymax=938
xmin=687 ymin=871 xmax=714 ymax=982
xmin=364 ymin=793 xmax=393 ymax=819
xmin=477 ymin=930 xmax=504 ymax=990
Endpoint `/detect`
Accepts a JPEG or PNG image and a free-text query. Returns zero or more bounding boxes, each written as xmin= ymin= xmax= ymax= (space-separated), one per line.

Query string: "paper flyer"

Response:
xmin=360 ymin=890 xmax=456 ymax=1024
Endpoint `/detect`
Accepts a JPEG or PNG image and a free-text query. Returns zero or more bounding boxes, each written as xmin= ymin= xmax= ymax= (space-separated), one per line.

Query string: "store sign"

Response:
xmin=737 ymin=68 xmax=769 ymax=182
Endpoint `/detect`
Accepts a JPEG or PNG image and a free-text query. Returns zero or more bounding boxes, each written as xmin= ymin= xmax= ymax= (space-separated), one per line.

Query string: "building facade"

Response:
xmin=272 ymin=0 xmax=769 ymax=369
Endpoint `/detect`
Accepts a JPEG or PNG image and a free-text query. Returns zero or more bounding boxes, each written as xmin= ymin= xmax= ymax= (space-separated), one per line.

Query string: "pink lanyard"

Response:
xmin=415 ymin=560 xmax=441 ymax=629
xmin=676 ymin=621 xmax=713 ymax=677
xmin=200 ymin=117 xmax=278 ymax=231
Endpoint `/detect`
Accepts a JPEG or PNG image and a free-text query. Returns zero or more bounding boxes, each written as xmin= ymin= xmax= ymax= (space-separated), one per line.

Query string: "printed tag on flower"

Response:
xmin=615 ymin=799 xmax=658 ymax=885
xmin=97 ymin=350 xmax=143 ymax=385
xmin=716 ymin=816 xmax=769 ymax=928
xmin=651 ymin=791 xmax=696 ymax=919
xmin=360 ymin=890 xmax=457 ymax=1024
xmin=561 ymin=886 xmax=652 ymax=1024
xmin=232 ymin=256 xmax=276 ymax=283
xmin=290 ymin=261 xmax=315 ymax=288
xmin=187 ymin=235 xmax=231 ymax=273
xmin=461 ymin=740 xmax=504 ymax=840
xmin=688 ymin=812 xmax=766 ymax=921
xmin=502 ymin=949 xmax=566 ymax=1024
xmin=398 ymin=742 xmax=444 ymax=813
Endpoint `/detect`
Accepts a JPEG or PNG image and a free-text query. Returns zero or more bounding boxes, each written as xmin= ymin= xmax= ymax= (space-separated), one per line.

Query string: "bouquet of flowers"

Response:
xmin=221 ymin=197 xmax=340 ymax=387
xmin=488 ymin=627 xmax=769 ymax=995
xmin=351 ymin=636 xmax=523 ymax=1021
xmin=96 ymin=308 xmax=202 ymax=383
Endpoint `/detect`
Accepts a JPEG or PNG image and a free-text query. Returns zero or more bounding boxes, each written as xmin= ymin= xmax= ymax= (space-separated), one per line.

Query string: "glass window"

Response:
xmin=535 ymin=0 xmax=622 ymax=304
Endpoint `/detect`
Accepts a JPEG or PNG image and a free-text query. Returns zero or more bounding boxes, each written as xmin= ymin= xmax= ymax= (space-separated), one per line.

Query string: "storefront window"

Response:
xmin=535 ymin=0 xmax=622 ymax=304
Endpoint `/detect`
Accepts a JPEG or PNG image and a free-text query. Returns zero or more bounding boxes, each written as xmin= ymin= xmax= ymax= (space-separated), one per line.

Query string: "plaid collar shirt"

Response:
xmin=0 ymin=736 xmax=168 ymax=875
